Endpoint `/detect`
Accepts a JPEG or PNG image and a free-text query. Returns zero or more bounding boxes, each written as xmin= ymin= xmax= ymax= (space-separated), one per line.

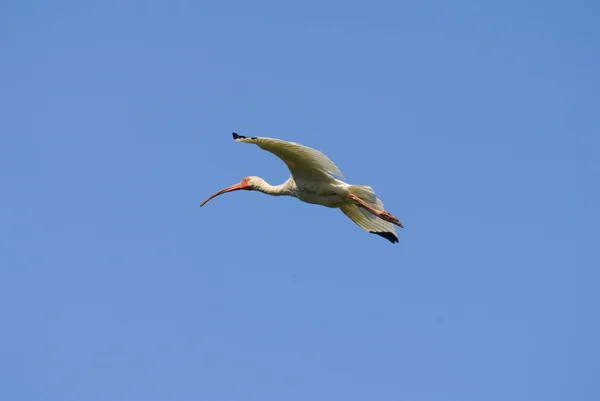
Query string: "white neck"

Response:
xmin=255 ymin=177 xmax=296 ymax=197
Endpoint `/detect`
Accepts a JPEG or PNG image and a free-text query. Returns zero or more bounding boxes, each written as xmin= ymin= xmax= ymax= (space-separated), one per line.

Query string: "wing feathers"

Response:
xmin=340 ymin=204 xmax=398 ymax=243
xmin=232 ymin=133 xmax=344 ymax=179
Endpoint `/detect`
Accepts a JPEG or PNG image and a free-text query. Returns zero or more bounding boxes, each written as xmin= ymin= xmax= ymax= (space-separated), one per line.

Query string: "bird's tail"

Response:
xmin=340 ymin=204 xmax=398 ymax=243
xmin=348 ymin=185 xmax=384 ymax=209
xmin=344 ymin=185 xmax=400 ymax=242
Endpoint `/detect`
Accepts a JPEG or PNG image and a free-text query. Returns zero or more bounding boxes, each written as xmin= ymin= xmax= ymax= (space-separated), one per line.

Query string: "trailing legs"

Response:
xmin=346 ymin=194 xmax=404 ymax=228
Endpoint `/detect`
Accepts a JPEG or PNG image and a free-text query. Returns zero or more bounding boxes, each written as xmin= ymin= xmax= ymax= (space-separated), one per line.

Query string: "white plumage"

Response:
xmin=200 ymin=133 xmax=403 ymax=243
xmin=234 ymin=135 xmax=344 ymax=179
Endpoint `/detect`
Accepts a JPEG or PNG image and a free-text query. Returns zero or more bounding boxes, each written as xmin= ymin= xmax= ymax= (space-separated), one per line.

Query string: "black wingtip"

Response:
xmin=370 ymin=231 xmax=399 ymax=244
xmin=232 ymin=132 xmax=258 ymax=141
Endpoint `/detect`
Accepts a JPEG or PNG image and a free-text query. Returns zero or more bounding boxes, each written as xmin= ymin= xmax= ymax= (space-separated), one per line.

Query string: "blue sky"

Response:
xmin=1 ymin=1 xmax=599 ymax=400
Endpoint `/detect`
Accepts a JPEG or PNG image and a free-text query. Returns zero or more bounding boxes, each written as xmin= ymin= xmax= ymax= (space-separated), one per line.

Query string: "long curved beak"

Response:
xmin=200 ymin=182 xmax=248 ymax=207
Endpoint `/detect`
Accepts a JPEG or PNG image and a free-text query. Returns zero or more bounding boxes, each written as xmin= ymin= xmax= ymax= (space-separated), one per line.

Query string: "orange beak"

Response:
xmin=200 ymin=179 xmax=250 ymax=207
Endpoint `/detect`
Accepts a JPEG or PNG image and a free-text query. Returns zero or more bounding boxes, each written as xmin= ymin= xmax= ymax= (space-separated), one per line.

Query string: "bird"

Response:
xmin=200 ymin=133 xmax=404 ymax=243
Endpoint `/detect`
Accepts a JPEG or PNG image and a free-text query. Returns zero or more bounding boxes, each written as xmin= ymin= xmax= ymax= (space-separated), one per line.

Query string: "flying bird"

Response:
xmin=200 ymin=133 xmax=404 ymax=243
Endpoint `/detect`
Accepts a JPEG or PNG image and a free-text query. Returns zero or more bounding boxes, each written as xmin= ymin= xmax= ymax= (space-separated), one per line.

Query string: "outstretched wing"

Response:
xmin=340 ymin=204 xmax=399 ymax=243
xmin=232 ymin=132 xmax=344 ymax=181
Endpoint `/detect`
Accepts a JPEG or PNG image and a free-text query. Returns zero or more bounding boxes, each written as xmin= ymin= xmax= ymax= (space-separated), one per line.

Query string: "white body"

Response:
xmin=272 ymin=176 xmax=350 ymax=208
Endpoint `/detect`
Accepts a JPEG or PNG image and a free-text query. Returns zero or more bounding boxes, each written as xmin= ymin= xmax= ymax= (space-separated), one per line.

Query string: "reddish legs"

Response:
xmin=346 ymin=194 xmax=404 ymax=228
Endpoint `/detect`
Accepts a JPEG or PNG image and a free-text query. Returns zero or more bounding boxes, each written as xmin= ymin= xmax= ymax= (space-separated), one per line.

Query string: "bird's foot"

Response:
xmin=379 ymin=211 xmax=404 ymax=228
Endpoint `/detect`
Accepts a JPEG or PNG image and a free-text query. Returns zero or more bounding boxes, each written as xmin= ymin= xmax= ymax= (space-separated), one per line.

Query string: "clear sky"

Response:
xmin=1 ymin=1 xmax=598 ymax=400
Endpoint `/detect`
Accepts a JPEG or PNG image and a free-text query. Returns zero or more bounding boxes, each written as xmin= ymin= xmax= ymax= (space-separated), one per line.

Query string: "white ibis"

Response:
xmin=200 ymin=133 xmax=404 ymax=243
